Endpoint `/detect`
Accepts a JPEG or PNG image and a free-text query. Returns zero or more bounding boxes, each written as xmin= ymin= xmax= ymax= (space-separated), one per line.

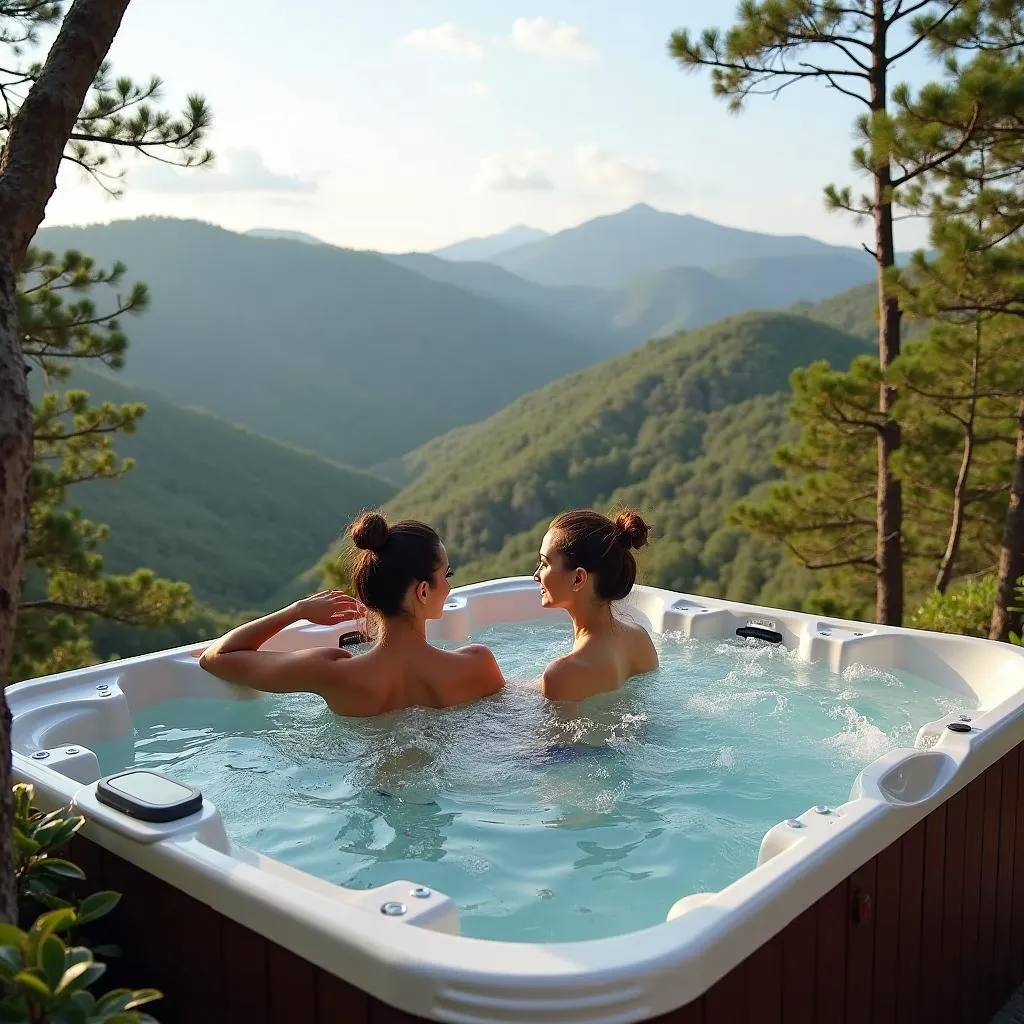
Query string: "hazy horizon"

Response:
xmin=39 ymin=0 xmax=937 ymax=254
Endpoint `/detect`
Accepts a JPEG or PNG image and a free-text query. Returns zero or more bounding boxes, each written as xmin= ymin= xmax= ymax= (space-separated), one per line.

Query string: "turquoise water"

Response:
xmin=96 ymin=622 xmax=975 ymax=943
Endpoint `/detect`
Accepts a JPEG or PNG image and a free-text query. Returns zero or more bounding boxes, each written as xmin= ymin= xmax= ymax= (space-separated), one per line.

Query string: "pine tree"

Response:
xmin=889 ymin=315 xmax=1018 ymax=594
xmin=669 ymin=0 xmax=991 ymax=625
xmin=14 ymin=248 xmax=194 ymax=681
xmin=731 ymin=357 xmax=882 ymax=618
xmin=0 ymin=0 xmax=210 ymax=923
xmin=889 ymin=47 xmax=1024 ymax=638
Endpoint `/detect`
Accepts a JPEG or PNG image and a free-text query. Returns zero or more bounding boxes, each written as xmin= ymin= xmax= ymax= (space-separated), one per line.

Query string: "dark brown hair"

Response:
xmin=548 ymin=508 xmax=650 ymax=602
xmin=349 ymin=512 xmax=443 ymax=616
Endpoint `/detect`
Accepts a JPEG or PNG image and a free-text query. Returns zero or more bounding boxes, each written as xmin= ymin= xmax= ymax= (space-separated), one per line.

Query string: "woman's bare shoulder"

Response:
xmin=542 ymin=650 xmax=616 ymax=702
xmin=623 ymin=621 xmax=659 ymax=671
xmin=429 ymin=643 xmax=505 ymax=700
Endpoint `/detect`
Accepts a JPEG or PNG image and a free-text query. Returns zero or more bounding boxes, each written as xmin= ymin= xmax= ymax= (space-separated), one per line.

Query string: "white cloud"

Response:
xmin=134 ymin=148 xmax=317 ymax=195
xmin=399 ymin=24 xmax=484 ymax=58
xmin=443 ymin=80 xmax=491 ymax=99
xmin=510 ymin=18 xmax=598 ymax=61
xmin=575 ymin=145 xmax=670 ymax=197
xmin=473 ymin=151 xmax=553 ymax=192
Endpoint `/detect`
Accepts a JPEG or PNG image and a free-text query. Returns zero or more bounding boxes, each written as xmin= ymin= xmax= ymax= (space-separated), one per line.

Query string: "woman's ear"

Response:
xmin=573 ymin=568 xmax=587 ymax=592
xmin=417 ymin=581 xmax=429 ymax=604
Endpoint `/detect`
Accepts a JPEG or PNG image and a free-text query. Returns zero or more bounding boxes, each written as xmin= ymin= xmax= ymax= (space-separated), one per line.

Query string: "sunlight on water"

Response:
xmin=95 ymin=621 xmax=975 ymax=943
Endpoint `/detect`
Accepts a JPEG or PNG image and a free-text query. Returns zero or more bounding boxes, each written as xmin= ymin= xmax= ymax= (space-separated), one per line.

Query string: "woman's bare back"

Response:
xmin=322 ymin=643 xmax=503 ymax=716
xmin=541 ymin=621 xmax=658 ymax=703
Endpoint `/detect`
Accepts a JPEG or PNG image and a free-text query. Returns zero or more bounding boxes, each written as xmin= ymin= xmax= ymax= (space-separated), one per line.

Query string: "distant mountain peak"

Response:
xmin=623 ymin=202 xmax=660 ymax=215
xmin=432 ymin=224 xmax=550 ymax=263
xmin=245 ymin=228 xmax=325 ymax=246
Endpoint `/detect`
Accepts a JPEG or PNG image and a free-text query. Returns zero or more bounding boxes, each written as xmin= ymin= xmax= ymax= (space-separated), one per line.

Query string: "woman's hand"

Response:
xmin=295 ymin=590 xmax=363 ymax=626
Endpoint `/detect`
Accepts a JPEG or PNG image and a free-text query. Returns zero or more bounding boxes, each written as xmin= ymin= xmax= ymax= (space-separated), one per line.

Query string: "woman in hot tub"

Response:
xmin=199 ymin=512 xmax=505 ymax=715
xmin=533 ymin=508 xmax=659 ymax=703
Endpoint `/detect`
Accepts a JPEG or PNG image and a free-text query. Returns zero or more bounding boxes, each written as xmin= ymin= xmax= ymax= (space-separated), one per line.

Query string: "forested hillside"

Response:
xmin=61 ymin=368 xmax=392 ymax=610
xmin=34 ymin=218 xmax=607 ymax=467
xmin=314 ymin=312 xmax=870 ymax=607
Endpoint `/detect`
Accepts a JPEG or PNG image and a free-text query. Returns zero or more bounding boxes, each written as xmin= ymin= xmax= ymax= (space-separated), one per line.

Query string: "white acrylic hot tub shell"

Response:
xmin=9 ymin=577 xmax=1024 ymax=1024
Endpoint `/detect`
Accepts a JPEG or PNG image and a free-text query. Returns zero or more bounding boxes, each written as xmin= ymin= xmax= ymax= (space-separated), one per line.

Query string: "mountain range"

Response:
xmin=31 ymin=205 xmax=891 ymax=623
xmin=477 ymin=202 xmax=879 ymax=289
xmin=312 ymin=310 xmax=872 ymax=612
xmin=35 ymin=218 xmax=607 ymax=468
xmin=59 ymin=367 xmax=393 ymax=611
xmin=432 ymin=225 xmax=550 ymax=262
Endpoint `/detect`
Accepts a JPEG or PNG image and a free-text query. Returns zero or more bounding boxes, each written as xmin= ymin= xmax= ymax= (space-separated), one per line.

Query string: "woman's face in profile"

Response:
xmin=534 ymin=530 xmax=573 ymax=609
xmin=425 ymin=543 xmax=453 ymax=619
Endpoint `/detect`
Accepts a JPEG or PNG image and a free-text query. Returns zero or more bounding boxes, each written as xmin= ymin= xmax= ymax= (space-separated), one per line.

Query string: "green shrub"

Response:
xmin=1 ymin=785 xmax=161 ymax=1024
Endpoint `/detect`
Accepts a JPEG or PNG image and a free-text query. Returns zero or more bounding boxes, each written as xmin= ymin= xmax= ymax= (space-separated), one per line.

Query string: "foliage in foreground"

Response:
xmin=1 ymin=784 xmax=161 ymax=1024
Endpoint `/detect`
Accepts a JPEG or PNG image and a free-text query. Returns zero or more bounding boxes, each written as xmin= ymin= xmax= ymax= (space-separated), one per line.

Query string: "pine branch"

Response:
xmin=886 ymin=0 xmax=967 ymax=62
xmin=887 ymin=0 xmax=935 ymax=24
xmin=62 ymin=151 xmax=122 ymax=196
xmin=34 ymin=422 xmax=123 ymax=443
xmin=17 ymin=599 xmax=136 ymax=622
xmin=785 ymin=541 xmax=877 ymax=571
xmin=891 ymin=103 xmax=981 ymax=187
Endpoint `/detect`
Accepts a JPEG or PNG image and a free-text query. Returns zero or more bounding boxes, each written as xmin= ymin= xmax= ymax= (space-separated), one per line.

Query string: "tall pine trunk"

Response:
xmin=990 ymin=398 xmax=1024 ymax=641
xmin=0 ymin=0 xmax=132 ymax=924
xmin=935 ymin=324 xmax=982 ymax=594
xmin=870 ymin=0 xmax=904 ymax=626
xmin=935 ymin=431 xmax=975 ymax=594
xmin=0 ymin=269 xmax=30 ymax=927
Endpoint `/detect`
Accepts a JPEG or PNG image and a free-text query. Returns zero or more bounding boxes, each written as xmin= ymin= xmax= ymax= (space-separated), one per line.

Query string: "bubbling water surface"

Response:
xmin=97 ymin=621 xmax=973 ymax=942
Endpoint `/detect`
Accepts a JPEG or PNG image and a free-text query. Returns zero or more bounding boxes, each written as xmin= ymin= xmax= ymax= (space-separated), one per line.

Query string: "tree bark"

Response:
xmin=935 ymin=430 xmax=975 ymax=594
xmin=0 ymin=0 xmax=132 ymax=926
xmin=935 ymin=326 xmax=982 ymax=594
xmin=0 ymin=270 xmax=28 ymax=928
xmin=871 ymin=0 xmax=904 ymax=627
xmin=990 ymin=398 xmax=1024 ymax=642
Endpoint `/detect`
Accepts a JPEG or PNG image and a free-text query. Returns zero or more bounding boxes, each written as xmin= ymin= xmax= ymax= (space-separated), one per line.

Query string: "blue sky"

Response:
xmin=42 ymin=0 xmax=938 ymax=253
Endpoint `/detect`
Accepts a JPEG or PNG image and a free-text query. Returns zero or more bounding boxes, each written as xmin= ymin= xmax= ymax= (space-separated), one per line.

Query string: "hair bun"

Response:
xmin=613 ymin=509 xmax=650 ymax=550
xmin=351 ymin=511 xmax=390 ymax=552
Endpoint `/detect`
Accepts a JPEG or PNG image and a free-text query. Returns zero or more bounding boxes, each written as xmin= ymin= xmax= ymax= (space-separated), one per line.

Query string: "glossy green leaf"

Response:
xmin=75 ymin=890 xmax=120 ymax=925
xmin=13 ymin=967 xmax=54 ymax=1000
xmin=123 ymin=988 xmax=162 ymax=1010
xmin=55 ymin=958 xmax=102 ymax=996
xmin=39 ymin=933 xmax=66 ymax=986
xmin=95 ymin=989 xmax=133 ymax=1013
xmin=40 ymin=858 xmax=87 ymax=880
xmin=33 ymin=819 xmax=70 ymax=849
xmin=65 ymin=946 xmax=92 ymax=967
xmin=13 ymin=827 xmax=40 ymax=857
xmin=32 ymin=907 xmax=77 ymax=937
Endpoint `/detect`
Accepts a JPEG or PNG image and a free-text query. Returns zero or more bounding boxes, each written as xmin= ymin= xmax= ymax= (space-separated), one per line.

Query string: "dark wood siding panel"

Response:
xmin=960 ymin=772 xmax=988 ymax=1024
xmin=782 ymin=905 xmax=818 ymax=1024
xmin=939 ymin=787 xmax=969 ymax=1024
xmin=315 ymin=967 xmax=374 ymax=1023
xmin=744 ymin=934 xmax=783 ymax=1024
xmin=919 ymin=803 xmax=948 ymax=1024
xmin=978 ymin=762 xmax=1005 ymax=1021
xmin=268 ymin=943 xmax=317 ymax=1022
xmin=1013 ymin=749 xmax=1024 ymax=979
xmin=846 ymin=859 xmax=878 ymax=1024
xmin=872 ymin=839 xmax=902 ymax=1024
xmin=995 ymin=747 xmax=1020 ymax=1002
xmin=895 ymin=820 xmax=926 ymax=1024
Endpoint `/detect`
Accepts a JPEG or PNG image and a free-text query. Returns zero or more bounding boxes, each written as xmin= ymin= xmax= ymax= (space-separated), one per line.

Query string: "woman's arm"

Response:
xmin=198 ymin=591 xmax=361 ymax=694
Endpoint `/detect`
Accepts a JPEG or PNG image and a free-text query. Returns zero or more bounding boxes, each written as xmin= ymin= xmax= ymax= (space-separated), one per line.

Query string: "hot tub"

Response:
xmin=9 ymin=577 xmax=1024 ymax=1024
